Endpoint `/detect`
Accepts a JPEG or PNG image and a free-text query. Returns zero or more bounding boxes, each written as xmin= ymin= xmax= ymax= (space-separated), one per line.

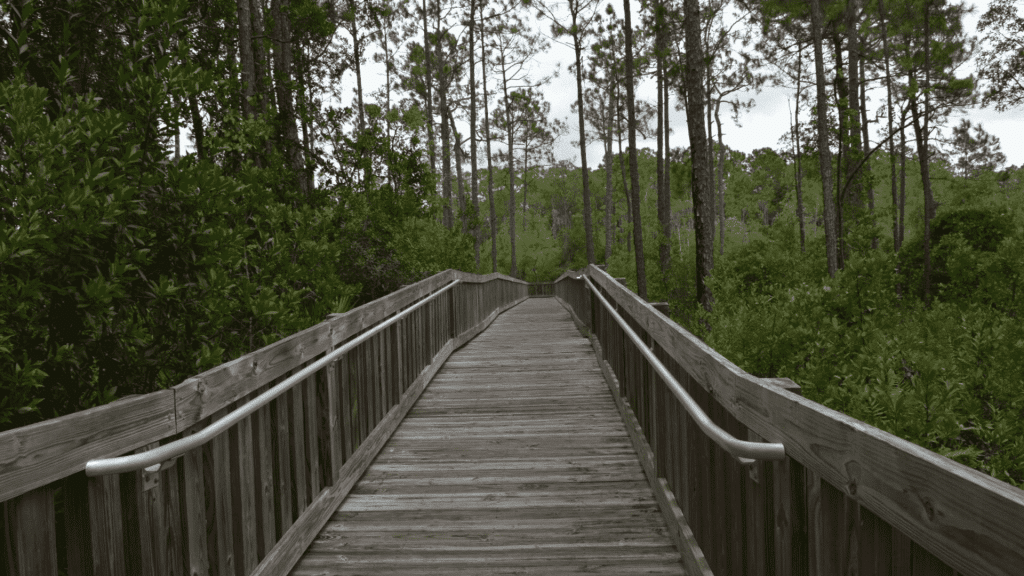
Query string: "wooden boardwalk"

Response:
xmin=290 ymin=298 xmax=686 ymax=575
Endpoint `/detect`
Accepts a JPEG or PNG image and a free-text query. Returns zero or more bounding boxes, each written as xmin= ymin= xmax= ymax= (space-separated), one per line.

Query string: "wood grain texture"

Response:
xmin=582 ymin=264 xmax=1024 ymax=576
xmin=0 ymin=390 xmax=176 ymax=503
xmin=6 ymin=485 xmax=58 ymax=576
xmin=290 ymin=298 xmax=685 ymax=576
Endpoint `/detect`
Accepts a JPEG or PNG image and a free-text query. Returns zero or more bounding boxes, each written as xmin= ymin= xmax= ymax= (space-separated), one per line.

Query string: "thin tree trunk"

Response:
xmin=522 ymin=145 xmax=529 ymax=232
xmin=715 ymin=101 xmax=726 ymax=256
xmin=684 ymin=0 xmax=712 ymax=312
xmin=605 ymin=91 xmax=614 ymax=264
xmin=450 ymin=112 xmax=467 ymax=234
xmin=349 ymin=0 xmax=366 ymax=133
xmin=423 ymin=0 xmax=436 ymax=175
xmin=880 ymin=0 xmax=899 ymax=252
xmin=574 ymin=34 xmax=595 ymax=264
xmin=469 ymin=0 xmax=480 ymax=268
xmin=189 ymin=94 xmax=204 ymax=159
xmin=624 ymin=0 xmax=646 ymax=298
xmin=501 ymin=68 xmax=518 ymax=277
xmin=860 ymin=55 xmax=874 ymax=222
xmin=236 ymin=0 xmax=256 ymax=118
xmin=250 ymin=0 xmax=268 ymax=115
xmin=617 ymin=101 xmax=631 ymax=257
xmin=481 ymin=11 xmax=497 ymax=273
xmin=298 ymin=42 xmax=313 ymax=192
xmin=811 ymin=0 xmax=840 ymax=278
xmin=911 ymin=0 xmax=935 ymax=305
xmin=657 ymin=42 xmax=667 ymax=277
xmin=899 ymin=106 xmax=907 ymax=250
xmin=664 ymin=75 xmax=672 ymax=264
xmin=846 ymin=0 xmax=863 ymax=216
xmin=794 ymin=43 xmax=807 ymax=253
xmin=706 ymin=68 xmax=716 ymax=251
xmin=272 ymin=0 xmax=307 ymax=197
xmin=440 ymin=75 xmax=454 ymax=230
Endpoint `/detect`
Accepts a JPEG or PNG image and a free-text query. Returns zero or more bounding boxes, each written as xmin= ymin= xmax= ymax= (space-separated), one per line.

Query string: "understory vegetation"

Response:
xmin=485 ymin=144 xmax=1024 ymax=489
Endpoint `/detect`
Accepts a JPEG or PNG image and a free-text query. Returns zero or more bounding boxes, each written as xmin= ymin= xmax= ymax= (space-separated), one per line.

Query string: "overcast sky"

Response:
xmin=337 ymin=0 xmax=1024 ymax=171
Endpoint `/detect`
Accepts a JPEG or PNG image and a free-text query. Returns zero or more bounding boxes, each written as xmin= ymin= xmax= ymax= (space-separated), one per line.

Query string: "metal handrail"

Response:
xmin=578 ymin=274 xmax=786 ymax=463
xmin=86 ymin=279 xmax=462 ymax=477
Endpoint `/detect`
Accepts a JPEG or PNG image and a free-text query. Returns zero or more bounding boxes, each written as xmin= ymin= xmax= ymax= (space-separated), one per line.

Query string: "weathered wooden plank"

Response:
xmin=289 ymin=384 xmax=309 ymax=514
xmin=228 ymin=412 xmax=258 ymax=574
xmin=179 ymin=431 xmax=209 ymax=576
xmin=210 ymin=430 xmax=235 ymax=576
xmin=586 ymin=264 xmax=1024 ymax=576
xmin=62 ymin=473 xmax=91 ymax=576
xmin=120 ymin=445 xmax=156 ymax=576
xmin=0 ymin=391 xmax=176 ymax=503
xmin=272 ymin=392 xmax=293 ymax=538
xmin=160 ymin=453 xmax=183 ymax=576
xmin=340 ymin=356 xmax=354 ymax=463
xmin=326 ymin=361 xmax=343 ymax=486
xmin=5 ymin=485 xmax=58 ymax=576
xmin=303 ymin=372 xmax=322 ymax=498
xmin=251 ymin=403 xmax=276 ymax=559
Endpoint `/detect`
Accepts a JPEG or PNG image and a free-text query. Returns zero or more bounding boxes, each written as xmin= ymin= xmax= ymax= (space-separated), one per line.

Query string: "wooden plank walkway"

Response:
xmin=290 ymin=298 xmax=686 ymax=575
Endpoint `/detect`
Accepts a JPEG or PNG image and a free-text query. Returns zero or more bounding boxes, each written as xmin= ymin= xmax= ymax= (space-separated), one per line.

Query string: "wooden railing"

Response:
xmin=553 ymin=264 xmax=1024 ymax=576
xmin=0 ymin=270 xmax=527 ymax=576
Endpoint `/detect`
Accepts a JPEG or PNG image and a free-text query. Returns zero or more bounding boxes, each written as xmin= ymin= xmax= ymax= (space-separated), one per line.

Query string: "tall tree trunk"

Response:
xmin=450 ymin=112 xmax=467 ymax=234
xmin=899 ymin=105 xmax=907 ymax=250
xmin=911 ymin=1 xmax=935 ymax=305
xmin=663 ymin=76 xmax=673 ymax=266
xmin=880 ymin=0 xmax=899 ymax=252
xmin=811 ymin=0 xmax=840 ymax=278
xmin=348 ymin=0 xmax=366 ymax=133
xmin=832 ymin=35 xmax=848 ymax=267
xmin=657 ymin=41 xmax=667 ymax=277
xmin=706 ymin=67 xmax=716 ymax=250
xmin=501 ymin=69 xmax=518 ymax=277
xmin=480 ymin=11 xmax=497 ymax=273
xmin=617 ymin=94 xmax=631 ymax=257
xmin=298 ymin=42 xmax=313 ymax=192
xmin=845 ymin=0 xmax=863 ymax=216
xmin=250 ymin=0 xmax=268 ymax=115
xmin=605 ymin=91 xmax=614 ymax=265
xmin=715 ymin=101 xmax=726 ymax=256
xmin=236 ymin=0 xmax=256 ymax=118
xmin=423 ymin=0 xmax=436 ymax=175
xmin=470 ymin=0 xmax=480 ymax=268
xmin=794 ymin=43 xmax=807 ymax=253
xmin=272 ymin=0 xmax=307 ymax=198
xmin=189 ymin=94 xmax=204 ymax=159
xmin=684 ymin=0 xmax=712 ymax=312
xmin=574 ymin=35 xmax=595 ymax=264
xmin=440 ymin=76 xmax=454 ymax=230
xmin=624 ymin=0 xmax=646 ymax=298
xmin=522 ymin=146 xmax=529 ymax=232
xmin=860 ymin=56 xmax=874 ymax=218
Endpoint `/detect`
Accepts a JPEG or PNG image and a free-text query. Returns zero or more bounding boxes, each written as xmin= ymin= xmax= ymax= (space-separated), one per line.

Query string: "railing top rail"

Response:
xmin=578 ymin=274 xmax=786 ymax=463
xmin=84 ymin=279 xmax=462 ymax=477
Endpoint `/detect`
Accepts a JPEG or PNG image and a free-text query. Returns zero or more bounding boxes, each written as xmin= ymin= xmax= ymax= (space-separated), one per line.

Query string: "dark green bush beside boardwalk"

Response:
xmin=0 ymin=1 xmax=469 ymax=431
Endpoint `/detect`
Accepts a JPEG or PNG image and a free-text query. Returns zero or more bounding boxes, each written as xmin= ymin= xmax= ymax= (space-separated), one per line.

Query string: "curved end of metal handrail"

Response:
xmin=579 ymin=274 xmax=788 ymax=464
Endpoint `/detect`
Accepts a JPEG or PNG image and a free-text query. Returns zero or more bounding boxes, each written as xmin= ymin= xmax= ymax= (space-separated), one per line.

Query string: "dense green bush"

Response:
xmin=0 ymin=0 xmax=464 ymax=431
